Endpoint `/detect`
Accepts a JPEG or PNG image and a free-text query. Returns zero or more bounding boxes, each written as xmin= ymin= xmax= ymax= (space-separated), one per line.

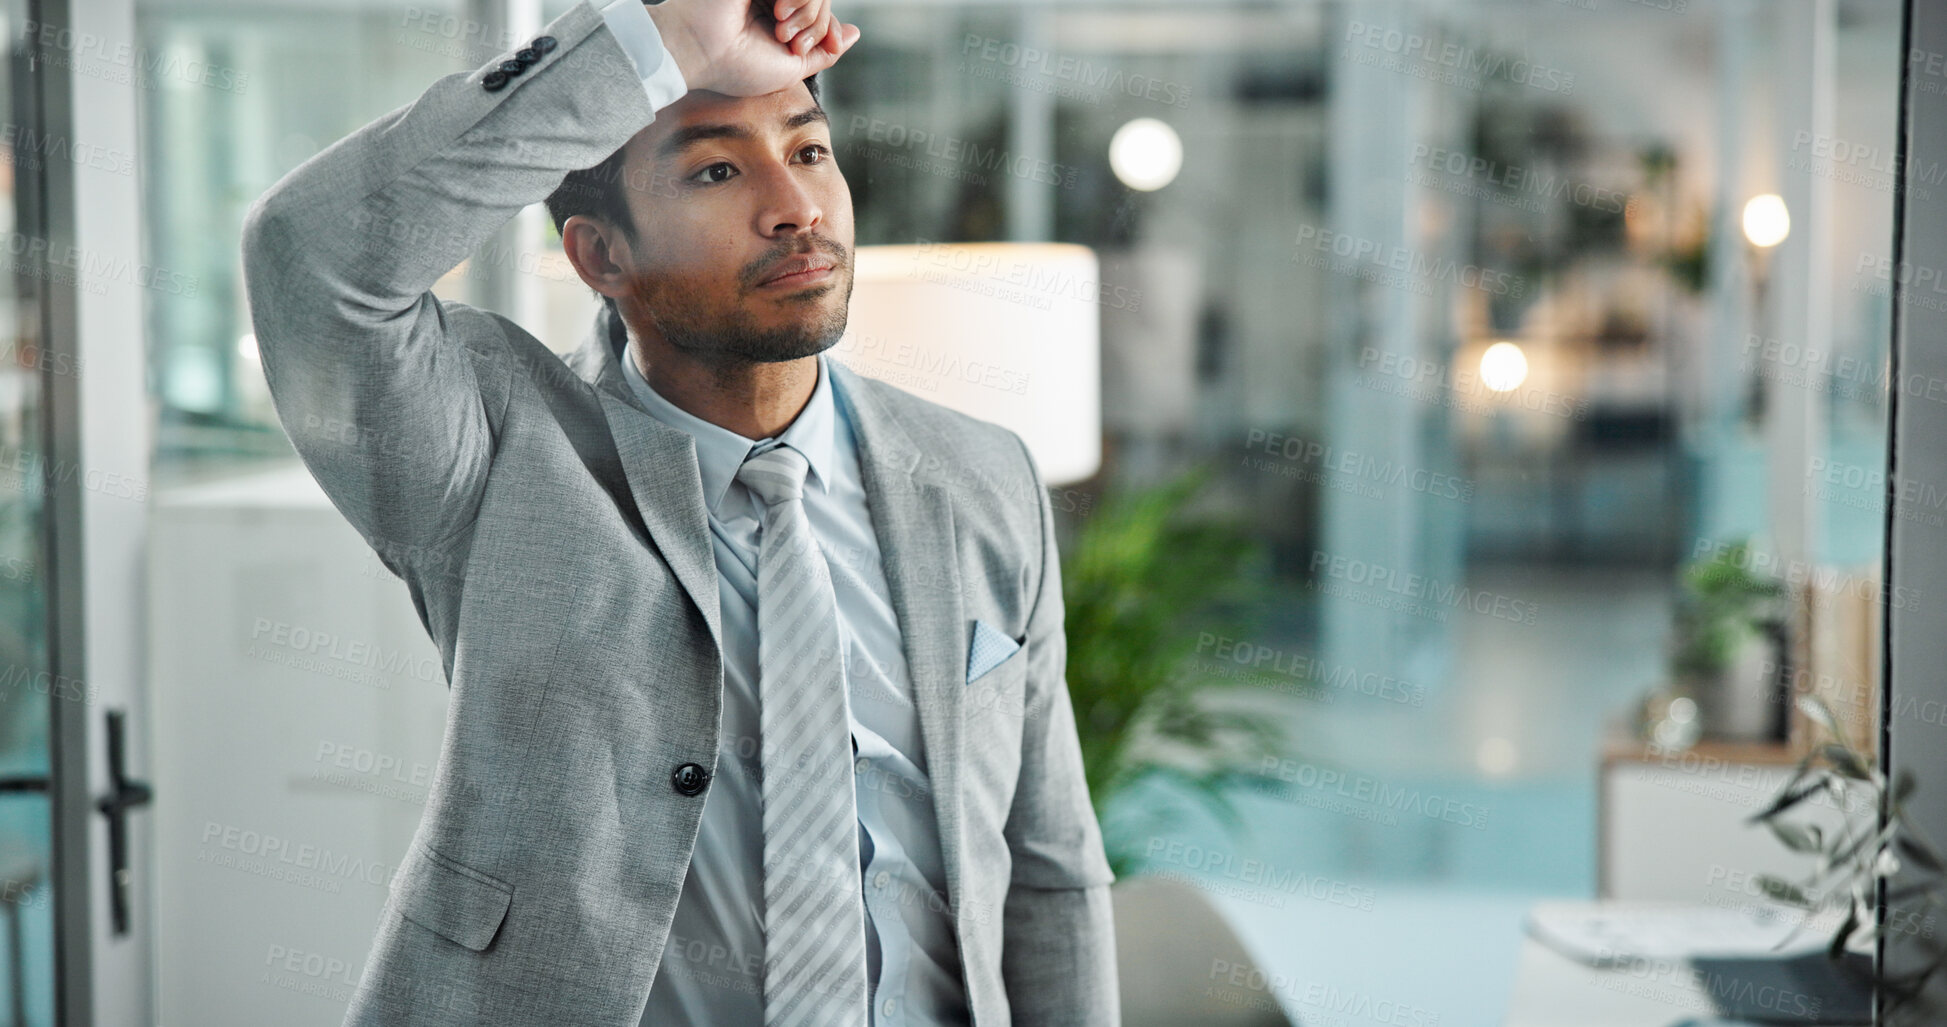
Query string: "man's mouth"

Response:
xmin=758 ymin=254 xmax=837 ymax=288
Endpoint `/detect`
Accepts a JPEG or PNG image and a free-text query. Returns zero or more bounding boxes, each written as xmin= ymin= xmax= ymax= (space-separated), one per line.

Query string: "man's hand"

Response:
xmin=647 ymin=0 xmax=861 ymax=98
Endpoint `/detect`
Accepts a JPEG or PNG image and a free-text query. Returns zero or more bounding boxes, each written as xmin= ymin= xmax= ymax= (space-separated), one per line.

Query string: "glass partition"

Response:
xmin=142 ymin=0 xmax=1903 ymax=1022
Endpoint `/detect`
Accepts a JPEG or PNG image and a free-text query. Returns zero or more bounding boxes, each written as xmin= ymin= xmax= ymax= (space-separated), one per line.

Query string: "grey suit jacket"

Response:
xmin=237 ymin=1 xmax=1117 ymax=1024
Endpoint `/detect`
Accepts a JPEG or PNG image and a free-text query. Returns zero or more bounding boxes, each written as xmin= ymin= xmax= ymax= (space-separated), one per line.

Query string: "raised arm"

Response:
xmin=238 ymin=0 xmax=857 ymax=554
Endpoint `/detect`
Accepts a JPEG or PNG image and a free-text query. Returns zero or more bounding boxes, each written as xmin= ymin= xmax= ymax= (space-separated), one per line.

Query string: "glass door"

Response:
xmin=0 ymin=0 xmax=63 ymax=1018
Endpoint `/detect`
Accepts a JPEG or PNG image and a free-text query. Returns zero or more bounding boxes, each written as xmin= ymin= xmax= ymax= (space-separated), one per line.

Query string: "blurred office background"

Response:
xmin=0 ymin=0 xmax=1912 ymax=1023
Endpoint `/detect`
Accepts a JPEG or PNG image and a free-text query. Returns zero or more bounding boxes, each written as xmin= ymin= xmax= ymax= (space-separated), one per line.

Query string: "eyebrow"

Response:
xmin=656 ymin=106 xmax=830 ymax=162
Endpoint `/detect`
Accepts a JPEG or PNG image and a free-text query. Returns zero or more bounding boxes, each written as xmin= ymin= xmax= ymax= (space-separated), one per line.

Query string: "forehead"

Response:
xmin=628 ymin=83 xmax=826 ymax=167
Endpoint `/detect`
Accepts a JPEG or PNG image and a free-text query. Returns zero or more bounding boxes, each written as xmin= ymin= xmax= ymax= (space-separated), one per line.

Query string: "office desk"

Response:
xmin=1505 ymin=931 xmax=1738 ymax=1026
xmin=1505 ymin=910 xmax=1871 ymax=1027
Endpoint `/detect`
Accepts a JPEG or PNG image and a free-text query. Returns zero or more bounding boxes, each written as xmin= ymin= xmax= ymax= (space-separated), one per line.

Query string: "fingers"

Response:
xmin=817 ymin=12 xmax=845 ymax=55
xmin=794 ymin=7 xmax=835 ymax=54
xmin=794 ymin=12 xmax=831 ymax=55
xmin=803 ymin=22 xmax=859 ymax=69
xmin=772 ymin=0 xmax=858 ymax=69
xmin=776 ymin=0 xmax=827 ymax=46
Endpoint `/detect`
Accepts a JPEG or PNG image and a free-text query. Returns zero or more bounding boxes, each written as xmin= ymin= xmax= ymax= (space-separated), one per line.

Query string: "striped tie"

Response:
xmin=735 ymin=442 xmax=869 ymax=1027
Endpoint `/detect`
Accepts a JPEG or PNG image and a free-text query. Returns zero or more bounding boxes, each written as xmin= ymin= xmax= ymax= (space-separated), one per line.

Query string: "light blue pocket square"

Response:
xmin=966 ymin=620 xmax=1021 ymax=684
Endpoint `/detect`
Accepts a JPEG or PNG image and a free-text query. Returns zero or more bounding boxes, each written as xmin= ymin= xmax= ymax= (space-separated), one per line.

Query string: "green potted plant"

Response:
xmin=1060 ymin=462 xmax=1300 ymax=1027
xmin=1058 ymin=461 xmax=1283 ymax=876
xmin=1750 ymin=694 xmax=1947 ymax=1019
xmin=1668 ymin=539 xmax=1786 ymax=741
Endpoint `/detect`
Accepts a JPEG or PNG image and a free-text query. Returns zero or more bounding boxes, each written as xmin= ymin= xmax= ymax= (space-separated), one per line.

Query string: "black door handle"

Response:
xmin=93 ymin=709 xmax=150 ymax=937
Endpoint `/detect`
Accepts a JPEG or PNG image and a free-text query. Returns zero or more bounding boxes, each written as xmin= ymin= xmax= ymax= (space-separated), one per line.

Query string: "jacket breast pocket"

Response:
xmin=392 ymin=840 xmax=514 ymax=953
xmin=965 ymin=641 xmax=1028 ymax=727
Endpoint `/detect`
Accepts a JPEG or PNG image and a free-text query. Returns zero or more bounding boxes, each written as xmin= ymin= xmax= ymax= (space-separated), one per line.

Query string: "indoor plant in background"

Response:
xmin=1058 ymin=461 xmax=1284 ymax=877
xmin=1749 ymin=694 xmax=1947 ymax=1020
xmin=1060 ymin=461 xmax=1298 ymax=1027
xmin=1667 ymin=538 xmax=1787 ymax=742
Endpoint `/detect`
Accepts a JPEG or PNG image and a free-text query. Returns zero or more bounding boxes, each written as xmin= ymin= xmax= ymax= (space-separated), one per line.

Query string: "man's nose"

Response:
xmin=753 ymin=164 xmax=824 ymax=234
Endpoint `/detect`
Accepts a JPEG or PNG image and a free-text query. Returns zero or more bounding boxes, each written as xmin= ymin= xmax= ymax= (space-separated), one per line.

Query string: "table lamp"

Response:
xmin=832 ymin=242 xmax=1102 ymax=485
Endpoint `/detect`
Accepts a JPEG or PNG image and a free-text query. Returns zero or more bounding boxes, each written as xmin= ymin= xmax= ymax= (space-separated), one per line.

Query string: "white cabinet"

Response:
xmin=148 ymin=465 xmax=446 ymax=1027
xmin=1599 ymin=737 xmax=1840 ymax=908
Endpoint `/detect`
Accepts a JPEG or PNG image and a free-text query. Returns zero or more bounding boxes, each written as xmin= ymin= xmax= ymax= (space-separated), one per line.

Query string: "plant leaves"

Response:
xmin=1767 ymin=820 xmax=1825 ymax=855
xmin=1897 ymin=832 xmax=1947 ymax=875
xmin=1797 ymin=693 xmax=1841 ymax=735
xmin=1821 ymin=743 xmax=1870 ymax=781
xmin=1755 ymin=875 xmax=1814 ymax=908
xmin=1749 ymin=773 xmax=1832 ymax=825
xmin=1828 ymin=903 xmax=1860 ymax=961
xmin=1892 ymin=768 xmax=1918 ymax=804
xmin=1829 ymin=818 xmax=1900 ymax=873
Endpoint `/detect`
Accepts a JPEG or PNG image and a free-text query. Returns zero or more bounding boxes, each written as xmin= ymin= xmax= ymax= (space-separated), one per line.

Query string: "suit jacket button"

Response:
xmin=483 ymin=69 xmax=509 ymax=91
xmin=534 ymin=35 xmax=557 ymax=53
xmin=671 ymin=762 xmax=709 ymax=796
xmin=499 ymin=59 xmax=525 ymax=76
xmin=515 ymin=46 xmax=540 ymax=64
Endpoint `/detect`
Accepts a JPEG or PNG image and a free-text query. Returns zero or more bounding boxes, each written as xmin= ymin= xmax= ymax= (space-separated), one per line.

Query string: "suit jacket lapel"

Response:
xmin=824 ymin=358 xmax=968 ymax=934
xmin=566 ymin=309 xmax=968 ymax=923
xmin=564 ymin=305 xmax=724 ymax=655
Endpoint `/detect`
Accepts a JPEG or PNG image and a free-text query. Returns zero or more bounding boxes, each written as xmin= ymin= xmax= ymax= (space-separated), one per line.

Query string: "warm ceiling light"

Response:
xmin=1742 ymin=194 xmax=1790 ymax=248
xmin=1109 ymin=118 xmax=1182 ymax=192
xmin=1480 ymin=341 xmax=1529 ymax=393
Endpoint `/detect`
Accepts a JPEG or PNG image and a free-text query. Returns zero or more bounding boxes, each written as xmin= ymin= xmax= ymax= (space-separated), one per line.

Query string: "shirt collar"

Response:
xmin=620 ymin=343 xmax=837 ymax=515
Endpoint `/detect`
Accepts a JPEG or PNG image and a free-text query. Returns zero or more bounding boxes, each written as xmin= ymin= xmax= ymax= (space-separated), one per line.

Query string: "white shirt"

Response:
xmin=618 ymin=338 xmax=970 ymax=1027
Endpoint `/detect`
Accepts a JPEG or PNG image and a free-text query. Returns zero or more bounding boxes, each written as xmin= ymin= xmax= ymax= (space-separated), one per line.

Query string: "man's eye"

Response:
xmin=689 ymin=145 xmax=831 ymax=185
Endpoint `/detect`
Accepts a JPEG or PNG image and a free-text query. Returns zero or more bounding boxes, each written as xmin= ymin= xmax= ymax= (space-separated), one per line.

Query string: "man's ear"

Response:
xmin=561 ymin=214 xmax=636 ymax=301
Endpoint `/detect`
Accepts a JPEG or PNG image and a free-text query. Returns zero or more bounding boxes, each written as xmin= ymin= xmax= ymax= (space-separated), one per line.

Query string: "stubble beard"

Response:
xmin=626 ymin=265 xmax=853 ymax=380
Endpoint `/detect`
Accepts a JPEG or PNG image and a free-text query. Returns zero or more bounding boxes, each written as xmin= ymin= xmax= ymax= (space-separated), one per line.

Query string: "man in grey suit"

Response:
xmin=238 ymin=0 xmax=1117 ymax=1024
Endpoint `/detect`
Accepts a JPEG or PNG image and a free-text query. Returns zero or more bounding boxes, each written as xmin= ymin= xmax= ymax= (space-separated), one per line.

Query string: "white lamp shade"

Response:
xmin=832 ymin=242 xmax=1102 ymax=485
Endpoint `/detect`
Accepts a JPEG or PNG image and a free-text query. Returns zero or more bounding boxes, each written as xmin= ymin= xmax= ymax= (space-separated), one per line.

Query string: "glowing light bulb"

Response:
xmin=1742 ymin=194 xmax=1790 ymax=248
xmin=1109 ymin=118 xmax=1182 ymax=192
xmin=1480 ymin=341 xmax=1529 ymax=393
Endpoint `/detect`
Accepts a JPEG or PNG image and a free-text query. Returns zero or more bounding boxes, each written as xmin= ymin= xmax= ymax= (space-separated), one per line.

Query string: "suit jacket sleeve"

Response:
xmin=238 ymin=0 xmax=676 ymax=555
xmin=999 ymin=432 xmax=1120 ymax=1026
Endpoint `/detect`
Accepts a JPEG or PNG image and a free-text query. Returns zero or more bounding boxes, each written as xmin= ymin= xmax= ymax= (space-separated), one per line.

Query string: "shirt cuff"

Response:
xmin=600 ymin=0 xmax=690 ymax=111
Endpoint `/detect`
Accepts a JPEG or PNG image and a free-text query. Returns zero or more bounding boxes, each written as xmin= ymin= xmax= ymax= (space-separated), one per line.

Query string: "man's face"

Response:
xmin=612 ymin=84 xmax=854 ymax=370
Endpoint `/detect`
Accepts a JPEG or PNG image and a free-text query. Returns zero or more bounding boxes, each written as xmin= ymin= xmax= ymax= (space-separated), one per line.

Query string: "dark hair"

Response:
xmin=545 ymin=74 xmax=824 ymax=335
